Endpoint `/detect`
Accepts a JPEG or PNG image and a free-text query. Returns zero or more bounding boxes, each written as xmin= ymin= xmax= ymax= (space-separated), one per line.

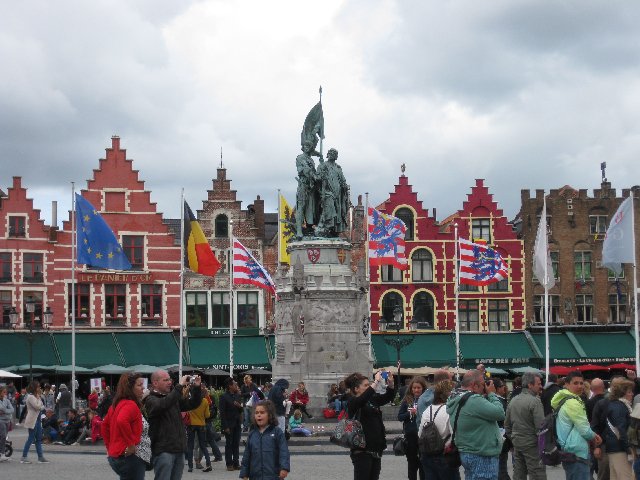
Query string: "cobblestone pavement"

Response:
xmin=3 ymin=424 xmax=568 ymax=480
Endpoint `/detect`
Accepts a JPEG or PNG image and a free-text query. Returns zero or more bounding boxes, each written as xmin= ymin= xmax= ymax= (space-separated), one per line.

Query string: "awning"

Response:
xmin=52 ymin=333 xmax=123 ymax=368
xmin=371 ymin=333 xmax=456 ymax=368
xmin=114 ymin=332 xmax=181 ymax=367
xmin=571 ymin=332 xmax=635 ymax=364
xmin=531 ymin=333 xmax=582 ymax=364
xmin=0 ymin=333 xmax=59 ymax=367
xmin=188 ymin=336 xmax=273 ymax=369
xmin=460 ymin=333 xmax=538 ymax=368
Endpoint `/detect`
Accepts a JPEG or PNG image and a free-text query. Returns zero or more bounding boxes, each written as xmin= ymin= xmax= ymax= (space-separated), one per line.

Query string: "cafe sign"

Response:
xmin=78 ymin=272 xmax=154 ymax=283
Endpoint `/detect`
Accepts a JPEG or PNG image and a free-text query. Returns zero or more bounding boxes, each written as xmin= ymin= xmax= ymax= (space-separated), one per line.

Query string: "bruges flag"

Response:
xmin=184 ymin=201 xmax=220 ymax=277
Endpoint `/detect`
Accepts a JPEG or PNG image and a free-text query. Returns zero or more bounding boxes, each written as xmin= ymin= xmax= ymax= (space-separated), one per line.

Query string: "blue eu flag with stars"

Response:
xmin=75 ymin=194 xmax=132 ymax=270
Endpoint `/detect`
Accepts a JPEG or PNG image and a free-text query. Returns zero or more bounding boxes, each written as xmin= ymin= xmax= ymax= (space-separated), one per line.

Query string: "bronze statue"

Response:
xmin=316 ymin=148 xmax=348 ymax=236
xmin=295 ymin=140 xmax=322 ymax=239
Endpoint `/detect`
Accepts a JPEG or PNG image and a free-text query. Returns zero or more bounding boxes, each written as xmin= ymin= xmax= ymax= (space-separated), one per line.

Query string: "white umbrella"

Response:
xmin=0 ymin=369 xmax=22 ymax=378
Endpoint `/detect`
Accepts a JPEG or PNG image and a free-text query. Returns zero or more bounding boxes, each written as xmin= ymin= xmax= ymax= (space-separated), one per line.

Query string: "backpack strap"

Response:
xmin=451 ymin=392 xmax=473 ymax=445
xmin=554 ymin=396 xmax=575 ymax=447
xmin=430 ymin=404 xmax=445 ymax=423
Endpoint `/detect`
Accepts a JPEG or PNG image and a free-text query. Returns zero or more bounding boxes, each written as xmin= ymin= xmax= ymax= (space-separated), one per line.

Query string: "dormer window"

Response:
xmin=8 ymin=216 xmax=25 ymax=238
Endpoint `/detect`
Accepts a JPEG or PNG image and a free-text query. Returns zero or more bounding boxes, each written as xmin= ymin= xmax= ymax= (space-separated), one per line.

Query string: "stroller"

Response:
xmin=4 ymin=430 xmax=12 ymax=458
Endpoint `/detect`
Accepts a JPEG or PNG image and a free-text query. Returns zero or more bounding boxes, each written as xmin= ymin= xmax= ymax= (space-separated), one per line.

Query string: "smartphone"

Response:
xmin=380 ymin=371 xmax=389 ymax=380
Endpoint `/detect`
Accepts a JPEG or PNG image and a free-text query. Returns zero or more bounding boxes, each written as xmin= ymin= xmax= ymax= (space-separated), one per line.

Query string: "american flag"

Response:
xmin=233 ymin=238 xmax=277 ymax=295
xmin=368 ymin=207 xmax=408 ymax=270
xmin=458 ymin=238 xmax=508 ymax=286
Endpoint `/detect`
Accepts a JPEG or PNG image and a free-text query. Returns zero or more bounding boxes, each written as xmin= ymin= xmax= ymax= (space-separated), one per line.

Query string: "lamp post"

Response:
xmin=383 ymin=305 xmax=416 ymax=381
xmin=12 ymin=303 xmax=53 ymax=382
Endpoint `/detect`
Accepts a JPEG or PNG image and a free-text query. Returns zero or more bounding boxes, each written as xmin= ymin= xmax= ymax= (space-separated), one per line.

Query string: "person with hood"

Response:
xmin=446 ymin=370 xmax=505 ymax=480
xmin=551 ymin=370 xmax=602 ymax=480
xmin=56 ymin=384 xmax=72 ymax=420
xmin=542 ymin=374 xmax=562 ymax=416
xmin=268 ymin=379 xmax=290 ymax=433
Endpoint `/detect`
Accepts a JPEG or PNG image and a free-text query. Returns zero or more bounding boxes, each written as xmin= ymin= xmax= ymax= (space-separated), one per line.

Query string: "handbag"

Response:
xmin=330 ymin=408 xmax=366 ymax=449
xmin=393 ymin=435 xmax=407 ymax=456
xmin=446 ymin=392 xmax=473 ymax=469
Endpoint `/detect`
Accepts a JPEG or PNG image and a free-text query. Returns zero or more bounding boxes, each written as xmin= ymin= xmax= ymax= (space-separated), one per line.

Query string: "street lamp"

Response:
xmin=383 ymin=305 xmax=415 ymax=381
xmin=18 ymin=302 xmax=52 ymax=382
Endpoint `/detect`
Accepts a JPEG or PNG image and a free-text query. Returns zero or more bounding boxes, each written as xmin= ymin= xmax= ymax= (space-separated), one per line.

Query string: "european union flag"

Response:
xmin=75 ymin=194 xmax=132 ymax=270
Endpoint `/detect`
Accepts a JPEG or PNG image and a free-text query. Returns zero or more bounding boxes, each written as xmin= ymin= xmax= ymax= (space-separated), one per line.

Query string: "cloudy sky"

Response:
xmin=3 ymin=0 xmax=640 ymax=225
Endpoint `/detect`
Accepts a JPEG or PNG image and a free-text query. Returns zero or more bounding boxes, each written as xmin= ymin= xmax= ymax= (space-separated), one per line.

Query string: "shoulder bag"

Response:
xmin=330 ymin=407 xmax=366 ymax=449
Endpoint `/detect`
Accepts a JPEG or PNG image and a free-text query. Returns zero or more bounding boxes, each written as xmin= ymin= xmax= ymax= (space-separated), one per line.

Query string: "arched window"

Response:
xmin=381 ymin=292 xmax=403 ymax=324
xmin=412 ymin=292 xmax=434 ymax=328
xmin=396 ymin=208 xmax=414 ymax=241
xmin=215 ymin=214 xmax=229 ymax=238
xmin=411 ymin=249 xmax=433 ymax=282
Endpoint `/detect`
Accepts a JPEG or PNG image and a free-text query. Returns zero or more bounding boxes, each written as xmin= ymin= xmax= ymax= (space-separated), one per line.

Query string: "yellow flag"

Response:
xmin=279 ymin=193 xmax=295 ymax=264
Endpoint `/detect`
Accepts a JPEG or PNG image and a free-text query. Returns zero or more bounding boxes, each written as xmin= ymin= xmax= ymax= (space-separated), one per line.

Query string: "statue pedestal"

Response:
xmin=272 ymin=238 xmax=372 ymax=415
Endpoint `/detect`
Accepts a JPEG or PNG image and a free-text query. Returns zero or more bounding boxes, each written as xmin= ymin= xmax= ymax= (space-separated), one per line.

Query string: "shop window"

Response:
xmin=412 ymin=292 xmax=434 ymax=328
xmin=211 ymin=292 xmax=230 ymax=328
xmin=105 ymin=284 xmax=127 ymax=324
xmin=186 ymin=292 xmax=209 ymax=328
xmin=381 ymin=292 xmax=403 ymax=324
xmin=458 ymin=300 xmax=479 ymax=331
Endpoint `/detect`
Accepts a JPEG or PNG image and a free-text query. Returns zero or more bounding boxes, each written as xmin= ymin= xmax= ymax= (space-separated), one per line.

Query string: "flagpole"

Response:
xmin=366 ymin=193 xmax=372 ymax=361
xmin=277 ymin=189 xmax=281 ymax=265
xmin=179 ymin=189 xmax=185 ymax=378
xmin=454 ymin=223 xmax=460 ymax=381
xmin=631 ymin=193 xmax=639 ymax=374
xmin=71 ymin=183 xmax=76 ymax=409
xmin=229 ymin=221 xmax=235 ymax=378
xmin=543 ymin=197 xmax=550 ymax=384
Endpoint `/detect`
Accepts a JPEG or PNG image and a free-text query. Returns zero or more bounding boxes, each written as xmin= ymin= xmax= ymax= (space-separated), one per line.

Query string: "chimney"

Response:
xmin=254 ymin=195 xmax=265 ymax=239
xmin=51 ymin=201 xmax=57 ymax=228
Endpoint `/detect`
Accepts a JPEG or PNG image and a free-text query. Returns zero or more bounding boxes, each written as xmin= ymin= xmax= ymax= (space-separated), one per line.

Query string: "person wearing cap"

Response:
xmin=56 ymin=384 xmax=72 ymax=421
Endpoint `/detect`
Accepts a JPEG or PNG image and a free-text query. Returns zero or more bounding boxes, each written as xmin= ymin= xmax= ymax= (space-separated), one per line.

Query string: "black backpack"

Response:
xmin=419 ymin=404 xmax=449 ymax=456
xmin=537 ymin=396 xmax=577 ymax=466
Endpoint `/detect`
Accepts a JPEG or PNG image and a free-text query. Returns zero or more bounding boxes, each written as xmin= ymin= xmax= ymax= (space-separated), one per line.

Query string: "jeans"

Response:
xmin=224 ymin=426 xmax=241 ymax=468
xmin=351 ymin=451 xmax=382 ymax=480
xmin=460 ymin=452 xmax=499 ymax=480
xmin=204 ymin=423 xmax=222 ymax=460
xmin=22 ymin=417 xmax=44 ymax=460
xmin=108 ymin=455 xmax=146 ymax=480
xmin=0 ymin=421 xmax=8 ymax=457
xmin=153 ymin=451 xmax=185 ymax=480
xmin=563 ymin=459 xmax=591 ymax=480
xmin=187 ymin=426 xmax=210 ymax=469
xmin=404 ymin=431 xmax=425 ymax=480
xmin=243 ymin=405 xmax=252 ymax=429
xmin=632 ymin=456 xmax=640 ymax=480
xmin=421 ymin=455 xmax=460 ymax=480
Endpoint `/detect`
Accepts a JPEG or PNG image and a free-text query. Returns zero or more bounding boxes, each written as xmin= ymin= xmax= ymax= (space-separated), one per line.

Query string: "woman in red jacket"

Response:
xmin=289 ymin=382 xmax=313 ymax=419
xmin=102 ymin=373 xmax=147 ymax=480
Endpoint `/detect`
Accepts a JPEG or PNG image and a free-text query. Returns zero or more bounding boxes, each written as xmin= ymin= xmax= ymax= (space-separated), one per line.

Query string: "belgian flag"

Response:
xmin=183 ymin=201 xmax=221 ymax=277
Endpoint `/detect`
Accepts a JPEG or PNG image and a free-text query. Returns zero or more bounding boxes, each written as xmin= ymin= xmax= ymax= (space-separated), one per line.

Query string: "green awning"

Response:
xmin=460 ymin=333 xmax=538 ymax=368
xmin=531 ymin=333 xmax=584 ymax=364
xmin=371 ymin=333 xmax=457 ymax=368
xmin=114 ymin=332 xmax=181 ymax=367
xmin=53 ymin=333 xmax=123 ymax=368
xmin=0 ymin=333 xmax=59 ymax=366
xmin=571 ymin=332 xmax=636 ymax=364
xmin=188 ymin=336 xmax=273 ymax=369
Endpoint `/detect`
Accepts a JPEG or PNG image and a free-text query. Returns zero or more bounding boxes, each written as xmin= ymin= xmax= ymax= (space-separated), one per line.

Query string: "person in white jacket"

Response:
xmin=20 ymin=381 xmax=49 ymax=464
xmin=0 ymin=386 xmax=14 ymax=462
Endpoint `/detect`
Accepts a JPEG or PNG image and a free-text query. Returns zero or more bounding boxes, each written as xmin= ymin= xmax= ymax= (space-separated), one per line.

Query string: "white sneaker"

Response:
xmin=20 ymin=458 xmax=31 ymax=464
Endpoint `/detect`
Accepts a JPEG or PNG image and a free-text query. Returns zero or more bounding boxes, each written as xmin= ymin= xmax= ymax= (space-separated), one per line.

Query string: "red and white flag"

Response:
xmin=458 ymin=238 xmax=509 ymax=286
xmin=233 ymin=238 xmax=276 ymax=295
xmin=367 ymin=207 xmax=408 ymax=270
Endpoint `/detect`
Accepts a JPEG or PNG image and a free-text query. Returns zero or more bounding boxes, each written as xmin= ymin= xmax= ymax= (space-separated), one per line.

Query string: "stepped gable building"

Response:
xmin=519 ymin=180 xmax=640 ymax=327
xmin=0 ymin=177 xmax=57 ymax=328
xmin=370 ymin=175 xmax=525 ymax=332
xmin=52 ymin=136 xmax=182 ymax=329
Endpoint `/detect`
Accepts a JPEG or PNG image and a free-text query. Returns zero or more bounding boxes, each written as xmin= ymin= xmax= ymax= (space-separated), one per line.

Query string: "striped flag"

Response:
xmin=233 ymin=237 xmax=276 ymax=295
xmin=184 ymin=201 xmax=220 ymax=277
xmin=368 ymin=207 xmax=408 ymax=270
xmin=458 ymin=238 xmax=508 ymax=286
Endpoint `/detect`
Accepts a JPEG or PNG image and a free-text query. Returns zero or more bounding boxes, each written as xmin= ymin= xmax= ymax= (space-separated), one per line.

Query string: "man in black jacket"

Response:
xmin=144 ymin=370 xmax=202 ymax=480
xmin=219 ymin=377 xmax=243 ymax=471
xmin=541 ymin=374 xmax=562 ymax=416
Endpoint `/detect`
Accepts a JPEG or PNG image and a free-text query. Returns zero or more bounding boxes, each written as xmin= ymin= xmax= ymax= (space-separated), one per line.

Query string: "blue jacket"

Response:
xmin=604 ymin=399 xmax=630 ymax=453
xmin=417 ymin=388 xmax=434 ymax=422
xmin=239 ymin=425 xmax=290 ymax=480
xmin=268 ymin=379 xmax=289 ymax=416
xmin=551 ymin=389 xmax=596 ymax=460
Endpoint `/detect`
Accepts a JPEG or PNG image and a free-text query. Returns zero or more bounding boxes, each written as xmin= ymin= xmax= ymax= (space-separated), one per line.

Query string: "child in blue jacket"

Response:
xmin=240 ymin=400 xmax=290 ymax=480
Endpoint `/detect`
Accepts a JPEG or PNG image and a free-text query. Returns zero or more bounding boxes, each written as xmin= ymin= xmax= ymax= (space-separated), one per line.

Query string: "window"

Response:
xmin=551 ymin=251 xmax=559 ymax=280
xmin=141 ymin=284 xmax=163 ymax=322
xmin=68 ymin=283 xmax=90 ymax=324
xmin=412 ymin=292 xmax=434 ymax=328
xmin=589 ymin=215 xmax=608 ymax=235
xmin=8 ymin=216 xmax=25 ymax=238
xmin=608 ymin=268 xmax=625 ymax=280
xmin=536 ymin=214 xmax=552 ymax=235
xmin=458 ymin=300 xmax=479 ymax=331
xmin=609 ymin=294 xmax=627 ymax=324
xmin=411 ymin=250 xmax=433 ymax=282
xmin=237 ymin=291 xmax=259 ymax=328
xmin=105 ymin=284 xmax=127 ymax=322
xmin=186 ymin=292 xmax=209 ymax=328
xmin=488 ymin=300 xmax=509 ymax=331
xmin=395 ymin=208 xmax=414 ymax=241
xmin=215 ymin=214 xmax=229 ymax=238
xmin=459 ymin=283 xmax=478 ymax=292
xmin=210 ymin=292 xmax=230 ymax=328
xmin=381 ymin=265 xmax=402 ymax=282
xmin=122 ymin=235 xmax=144 ymax=269
xmin=534 ymin=295 xmax=561 ymax=324
xmin=23 ymin=253 xmax=43 ymax=283
xmin=23 ymin=291 xmax=43 ymax=328
xmin=0 ymin=252 xmax=11 ymax=282
xmin=381 ymin=292 xmax=403 ymax=324
xmin=488 ymin=278 xmax=508 ymax=292
xmin=0 ymin=291 xmax=11 ymax=328
xmin=471 ymin=219 xmax=491 ymax=243
xmin=575 ymin=294 xmax=593 ymax=324
xmin=574 ymin=251 xmax=592 ymax=280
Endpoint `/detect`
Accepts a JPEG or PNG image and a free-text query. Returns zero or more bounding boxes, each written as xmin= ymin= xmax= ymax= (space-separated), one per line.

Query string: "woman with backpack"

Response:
xmin=398 ymin=376 xmax=428 ymax=480
xmin=345 ymin=370 xmax=396 ymax=480
xmin=604 ymin=378 xmax=635 ymax=480
xmin=418 ymin=380 xmax=456 ymax=480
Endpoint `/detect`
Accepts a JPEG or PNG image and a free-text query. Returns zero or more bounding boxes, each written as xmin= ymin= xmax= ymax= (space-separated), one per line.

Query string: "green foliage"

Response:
xmin=209 ymin=387 xmax=224 ymax=432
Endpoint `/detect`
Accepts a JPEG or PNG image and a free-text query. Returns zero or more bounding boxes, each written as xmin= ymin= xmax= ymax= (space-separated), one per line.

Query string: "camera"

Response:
xmin=380 ymin=371 xmax=389 ymax=380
